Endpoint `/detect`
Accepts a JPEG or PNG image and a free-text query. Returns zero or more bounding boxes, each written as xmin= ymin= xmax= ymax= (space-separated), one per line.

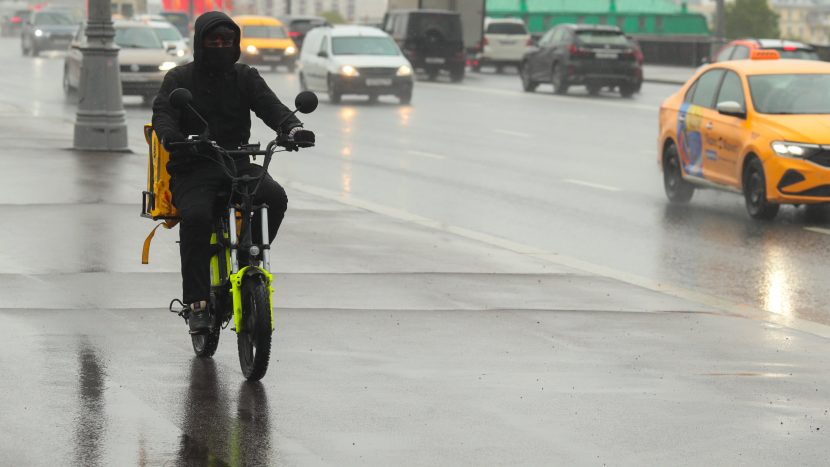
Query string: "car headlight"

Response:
xmin=396 ymin=65 xmax=412 ymax=77
xmin=176 ymin=49 xmax=185 ymax=57
xmin=285 ymin=46 xmax=296 ymax=55
xmin=246 ymin=44 xmax=258 ymax=54
xmin=339 ymin=65 xmax=359 ymax=77
xmin=159 ymin=61 xmax=176 ymax=71
xmin=771 ymin=141 xmax=822 ymax=158
xmin=34 ymin=29 xmax=43 ymax=37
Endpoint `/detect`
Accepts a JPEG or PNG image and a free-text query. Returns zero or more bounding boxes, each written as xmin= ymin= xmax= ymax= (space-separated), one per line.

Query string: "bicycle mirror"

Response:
xmin=169 ymin=88 xmax=193 ymax=110
xmin=295 ymin=91 xmax=318 ymax=114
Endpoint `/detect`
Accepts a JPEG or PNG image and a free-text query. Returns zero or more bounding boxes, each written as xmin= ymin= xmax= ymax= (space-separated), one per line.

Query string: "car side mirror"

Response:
xmin=317 ymin=50 xmax=328 ymax=58
xmin=717 ymin=101 xmax=746 ymax=119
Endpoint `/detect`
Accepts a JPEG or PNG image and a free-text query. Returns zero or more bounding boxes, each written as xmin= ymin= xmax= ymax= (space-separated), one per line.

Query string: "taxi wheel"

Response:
xmin=743 ymin=158 xmax=780 ymax=220
xmin=663 ymin=144 xmax=694 ymax=203
xmin=327 ymin=76 xmax=342 ymax=104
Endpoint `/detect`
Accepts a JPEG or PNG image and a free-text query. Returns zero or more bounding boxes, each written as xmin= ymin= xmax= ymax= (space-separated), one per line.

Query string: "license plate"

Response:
xmin=366 ymin=78 xmax=392 ymax=86
xmin=263 ymin=55 xmax=281 ymax=62
xmin=595 ymin=52 xmax=619 ymax=59
xmin=425 ymin=57 xmax=445 ymax=64
xmin=499 ymin=40 xmax=516 ymax=45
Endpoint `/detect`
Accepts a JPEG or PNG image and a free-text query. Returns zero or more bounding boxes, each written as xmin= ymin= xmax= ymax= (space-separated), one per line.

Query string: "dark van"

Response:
xmin=383 ymin=9 xmax=465 ymax=82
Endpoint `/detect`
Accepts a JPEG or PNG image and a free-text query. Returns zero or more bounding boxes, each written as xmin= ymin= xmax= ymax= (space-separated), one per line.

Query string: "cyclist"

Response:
xmin=152 ymin=11 xmax=315 ymax=333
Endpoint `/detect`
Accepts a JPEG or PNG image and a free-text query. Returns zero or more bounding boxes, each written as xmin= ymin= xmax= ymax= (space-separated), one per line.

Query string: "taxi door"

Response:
xmin=677 ymin=69 xmax=725 ymax=182
xmin=706 ymin=70 xmax=750 ymax=188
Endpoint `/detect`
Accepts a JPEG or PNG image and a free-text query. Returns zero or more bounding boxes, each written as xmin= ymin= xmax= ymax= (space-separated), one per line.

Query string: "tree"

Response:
xmin=724 ymin=0 xmax=780 ymax=39
xmin=321 ymin=10 xmax=346 ymax=24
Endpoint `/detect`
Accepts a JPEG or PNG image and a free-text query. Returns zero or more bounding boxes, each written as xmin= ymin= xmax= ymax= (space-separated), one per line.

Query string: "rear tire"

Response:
xmin=620 ymin=83 xmax=636 ymax=98
xmin=587 ymin=84 xmax=601 ymax=96
xmin=663 ymin=143 xmax=695 ymax=203
xmin=743 ymin=157 xmax=780 ymax=220
xmin=450 ymin=69 xmax=464 ymax=82
xmin=398 ymin=89 xmax=412 ymax=105
xmin=192 ymin=329 xmax=220 ymax=357
xmin=237 ymin=277 xmax=273 ymax=381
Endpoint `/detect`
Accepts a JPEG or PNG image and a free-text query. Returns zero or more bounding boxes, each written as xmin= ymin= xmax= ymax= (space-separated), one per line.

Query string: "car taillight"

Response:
xmin=10 ymin=16 xmax=21 ymax=23
xmin=526 ymin=37 xmax=533 ymax=46
xmin=783 ymin=45 xmax=797 ymax=51
xmin=482 ymin=37 xmax=489 ymax=46
xmin=569 ymin=44 xmax=592 ymax=57
xmin=289 ymin=31 xmax=299 ymax=38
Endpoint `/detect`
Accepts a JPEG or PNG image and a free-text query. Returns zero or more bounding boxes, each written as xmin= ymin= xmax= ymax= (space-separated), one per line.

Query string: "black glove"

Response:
xmin=290 ymin=128 xmax=315 ymax=148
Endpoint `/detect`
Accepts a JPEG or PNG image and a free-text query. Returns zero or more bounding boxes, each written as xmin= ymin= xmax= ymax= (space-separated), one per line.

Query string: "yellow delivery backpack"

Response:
xmin=141 ymin=124 xmax=179 ymax=264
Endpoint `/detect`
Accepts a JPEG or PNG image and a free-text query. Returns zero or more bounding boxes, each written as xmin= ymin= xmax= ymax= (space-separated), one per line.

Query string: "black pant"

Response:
xmin=170 ymin=161 xmax=287 ymax=304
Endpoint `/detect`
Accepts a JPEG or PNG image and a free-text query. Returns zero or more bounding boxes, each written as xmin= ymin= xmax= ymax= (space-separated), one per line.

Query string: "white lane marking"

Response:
xmin=562 ymin=179 xmax=621 ymax=192
xmin=283 ymin=179 xmax=830 ymax=340
xmin=805 ymin=227 xmax=830 ymax=235
xmin=494 ymin=129 xmax=532 ymax=138
xmin=407 ymin=150 xmax=446 ymax=160
xmin=418 ymin=81 xmax=656 ymax=112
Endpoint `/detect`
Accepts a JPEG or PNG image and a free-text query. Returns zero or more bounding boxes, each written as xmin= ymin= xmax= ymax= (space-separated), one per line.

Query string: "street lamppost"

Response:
xmin=73 ymin=0 xmax=128 ymax=151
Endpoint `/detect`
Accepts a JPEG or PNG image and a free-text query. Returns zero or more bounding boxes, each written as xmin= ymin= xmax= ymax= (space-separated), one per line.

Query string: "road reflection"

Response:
xmin=73 ymin=341 xmax=107 ymax=467
xmin=176 ymin=358 xmax=272 ymax=466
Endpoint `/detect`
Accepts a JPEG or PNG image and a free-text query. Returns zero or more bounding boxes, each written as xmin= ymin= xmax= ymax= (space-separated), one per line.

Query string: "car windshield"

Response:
xmin=408 ymin=13 xmax=462 ymax=42
xmin=35 ymin=12 xmax=73 ymax=26
xmin=243 ymin=25 xmax=287 ymax=39
xmin=332 ymin=36 xmax=399 ymax=55
xmin=153 ymin=26 xmax=182 ymax=42
xmin=486 ymin=23 xmax=527 ymax=35
xmin=575 ymin=30 xmax=629 ymax=45
xmin=749 ymin=74 xmax=830 ymax=114
xmin=770 ymin=48 xmax=819 ymax=60
xmin=290 ymin=19 xmax=326 ymax=34
xmin=115 ymin=26 xmax=163 ymax=48
xmin=159 ymin=13 xmax=188 ymax=32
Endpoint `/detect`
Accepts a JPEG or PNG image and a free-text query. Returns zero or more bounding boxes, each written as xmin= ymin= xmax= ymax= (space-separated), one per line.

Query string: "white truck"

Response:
xmin=386 ymin=0 xmax=485 ymax=54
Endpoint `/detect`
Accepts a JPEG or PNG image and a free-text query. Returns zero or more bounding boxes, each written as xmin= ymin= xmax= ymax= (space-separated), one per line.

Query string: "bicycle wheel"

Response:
xmin=237 ymin=277 xmax=273 ymax=381
xmin=192 ymin=329 xmax=220 ymax=357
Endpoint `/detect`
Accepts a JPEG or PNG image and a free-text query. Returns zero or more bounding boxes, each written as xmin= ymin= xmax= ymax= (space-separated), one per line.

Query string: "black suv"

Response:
xmin=280 ymin=15 xmax=329 ymax=49
xmin=520 ymin=24 xmax=643 ymax=97
xmin=383 ymin=9 xmax=465 ymax=82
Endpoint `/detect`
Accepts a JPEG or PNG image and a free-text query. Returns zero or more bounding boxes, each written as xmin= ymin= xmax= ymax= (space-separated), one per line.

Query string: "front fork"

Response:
xmin=227 ymin=205 xmax=275 ymax=333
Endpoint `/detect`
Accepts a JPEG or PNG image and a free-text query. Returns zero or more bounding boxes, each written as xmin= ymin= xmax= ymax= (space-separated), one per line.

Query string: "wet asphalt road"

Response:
xmin=4 ymin=37 xmax=830 ymax=465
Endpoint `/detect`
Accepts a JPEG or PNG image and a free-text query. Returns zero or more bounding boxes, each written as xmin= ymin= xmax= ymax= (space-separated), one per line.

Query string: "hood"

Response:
xmin=753 ymin=114 xmax=830 ymax=145
xmin=34 ymin=24 xmax=77 ymax=34
xmin=329 ymin=54 xmax=411 ymax=70
xmin=193 ymin=11 xmax=240 ymax=66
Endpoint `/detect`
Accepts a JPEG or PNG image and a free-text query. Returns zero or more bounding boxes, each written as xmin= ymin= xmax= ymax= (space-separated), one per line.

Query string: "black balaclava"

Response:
xmin=193 ymin=11 xmax=241 ymax=73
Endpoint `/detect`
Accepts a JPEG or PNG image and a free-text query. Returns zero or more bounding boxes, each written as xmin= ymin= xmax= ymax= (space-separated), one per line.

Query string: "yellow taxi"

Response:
xmin=233 ymin=15 xmax=297 ymax=72
xmin=658 ymin=50 xmax=830 ymax=220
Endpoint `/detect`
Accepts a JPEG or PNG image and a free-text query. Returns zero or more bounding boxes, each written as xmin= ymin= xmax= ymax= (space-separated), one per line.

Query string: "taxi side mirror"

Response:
xmin=717 ymin=101 xmax=746 ymax=119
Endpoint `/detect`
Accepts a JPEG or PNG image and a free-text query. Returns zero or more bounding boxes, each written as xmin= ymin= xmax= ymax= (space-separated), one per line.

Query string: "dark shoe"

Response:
xmin=187 ymin=302 xmax=213 ymax=334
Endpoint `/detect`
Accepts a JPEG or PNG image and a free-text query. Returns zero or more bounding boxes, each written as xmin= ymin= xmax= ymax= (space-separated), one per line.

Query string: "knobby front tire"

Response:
xmin=237 ymin=277 xmax=273 ymax=381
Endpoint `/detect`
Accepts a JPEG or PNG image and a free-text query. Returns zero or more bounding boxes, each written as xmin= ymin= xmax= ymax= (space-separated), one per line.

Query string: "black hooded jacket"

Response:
xmin=152 ymin=11 xmax=302 ymax=170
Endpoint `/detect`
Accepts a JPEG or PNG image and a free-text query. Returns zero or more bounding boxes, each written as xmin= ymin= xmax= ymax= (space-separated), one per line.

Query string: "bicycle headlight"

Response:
xmin=159 ymin=61 xmax=176 ymax=71
xmin=249 ymin=245 xmax=261 ymax=257
xmin=396 ymin=65 xmax=412 ymax=77
xmin=285 ymin=46 xmax=296 ymax=55
xmin=339 ymin=65 xmax=359 ymax=77
xmin=771 ymin=141 xmax=821 ymax=158
xmin=246 ymin=44 xmax=258 ymax=54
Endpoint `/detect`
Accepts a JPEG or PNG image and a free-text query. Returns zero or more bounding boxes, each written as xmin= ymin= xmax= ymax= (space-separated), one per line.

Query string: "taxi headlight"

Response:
xmin=771 ymin=141 xmax=821 ymax=158
xmin=34 ymin=29 xmax=43 ymax=37
xmin=339 ymin=65 xmax=359 ymax=77
xmin=396 ymin=65 xmax=412 ymax=76
xmin=246 ymin=44 xmax=258 ymax=54
xmin=285 ymin=46 xmax=296 ymax=55
xmin=159 ymin=61 xmax=176 ymax=71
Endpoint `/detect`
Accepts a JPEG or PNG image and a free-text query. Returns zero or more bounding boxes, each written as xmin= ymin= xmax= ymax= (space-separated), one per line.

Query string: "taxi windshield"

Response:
xmin=243 ymin=25 xmax=287 ymax=39
xmin=749 ymin=74 xmax=830 ymax=114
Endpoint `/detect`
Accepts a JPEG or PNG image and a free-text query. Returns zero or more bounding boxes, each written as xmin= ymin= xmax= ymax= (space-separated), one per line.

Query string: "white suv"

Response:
xmin=473 ymin=18 xmax=531 ymax=73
